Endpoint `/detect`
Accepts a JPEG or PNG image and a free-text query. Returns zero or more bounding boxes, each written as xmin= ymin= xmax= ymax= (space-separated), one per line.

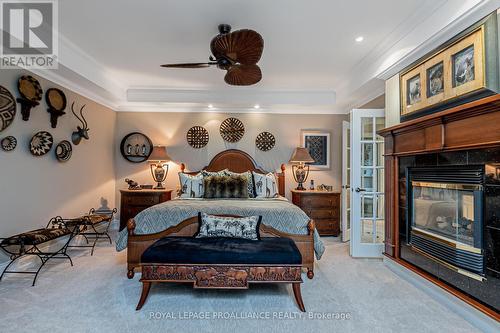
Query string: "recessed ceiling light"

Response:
xmin=208 ymin=104 xmax=214 ymax=109
xmin=254 ymin=104 xmax=260 ymax=109
xmin=355 ymin=36 xmax=364 ymax=43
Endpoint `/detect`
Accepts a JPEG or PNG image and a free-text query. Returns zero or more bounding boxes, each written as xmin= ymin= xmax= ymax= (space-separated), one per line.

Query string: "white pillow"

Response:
xmin=252 ymin=172 xmax=278 ymax=198
xmin=178 ymin=172 xmax=204 ymax=198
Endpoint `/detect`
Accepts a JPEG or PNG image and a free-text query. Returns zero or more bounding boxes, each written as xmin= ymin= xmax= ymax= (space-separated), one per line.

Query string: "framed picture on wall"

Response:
xmin=399 ymin=12 xmax=499 ymax=121
xmin=301 ymin=130 xmax=330 ymax=170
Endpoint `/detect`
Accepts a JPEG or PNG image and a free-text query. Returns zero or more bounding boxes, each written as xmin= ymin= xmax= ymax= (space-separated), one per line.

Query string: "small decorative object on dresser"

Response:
xmin=120 ymin=132 xmax=153 ymax=163
xmin=71 ymin=102 xmax=90 ymax=145
xmin=1 ymin=136 xmax=17 ymax=151
xmin=17 ymin=75 xmax=42 ymax=121
xmin=255 ymin=131 xmax=275 ymax=151
xmin=292 ymin=189 xmax=340 ymax=236
xmin=220 ymin=117 xmax=245 ymax=143
xmin=186 ymin=126 xmax=209 ymax=148
xmin=29 ymin=131 xmax=53 ymax=156
xmin=147 ymin=146 xmax=172 ymax=189
xmin=289 ymin=147 xmax=315 ymax=190
xmin=45 ymin=88 xmax=67 ymax=128
xmin=54 ymin=140 xmax=72 ymax=162
xmin=125 ymin=178 xmax=141 ymax=190
xmin=119 ymin=189 xmax=173 ymax=230
xmin=0 ymin=85 xmax=16 ymax=133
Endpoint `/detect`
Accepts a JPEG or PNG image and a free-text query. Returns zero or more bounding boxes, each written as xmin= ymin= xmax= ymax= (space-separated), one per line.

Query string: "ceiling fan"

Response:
xmin=161 ymin=24 xmax=264 ymax=86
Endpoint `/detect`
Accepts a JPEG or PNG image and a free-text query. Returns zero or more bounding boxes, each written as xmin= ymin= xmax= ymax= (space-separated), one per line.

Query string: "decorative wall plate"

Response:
xmin=55 ymin=140 xmax=72 ymax=162
xmin=45 ymin=88 xmax=67 ymax=128
xmin=30 ymin=131 xmax=53 ymax=156
xmin=255 ymin=131 xmax=275 ymax=151
xmin=220 ymin=117 xmax=245 ymax=143
xmin=120 ymin=132 xmax=153 ymax=163
xmin=17 ymin=75 xmax=43 ymax=121
xmin=187 ymin=126 xmax=209 ymax=148
xmin=1 ymin=136 xmax=17 ymax=151
xmin=0 ymin=86 xmax=16 ymax=133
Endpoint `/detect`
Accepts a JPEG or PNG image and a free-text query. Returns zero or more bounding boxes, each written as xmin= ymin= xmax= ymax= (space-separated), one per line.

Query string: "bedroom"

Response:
xmin=0 ymin=0 xmax=499 ymax=332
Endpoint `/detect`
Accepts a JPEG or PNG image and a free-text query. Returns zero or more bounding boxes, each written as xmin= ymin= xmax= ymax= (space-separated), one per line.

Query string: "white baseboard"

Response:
xmin=384 ymin=257 xmax=500 ymax=333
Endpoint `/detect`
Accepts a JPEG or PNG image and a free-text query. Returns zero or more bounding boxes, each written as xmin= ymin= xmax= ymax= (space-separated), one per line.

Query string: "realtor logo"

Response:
xmin=0 ymin=0 xmax=58 ymax=69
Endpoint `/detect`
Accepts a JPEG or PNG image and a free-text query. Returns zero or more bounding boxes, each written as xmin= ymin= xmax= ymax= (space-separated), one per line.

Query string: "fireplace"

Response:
xmin=407 ymin=166 xmax=484 ymax=278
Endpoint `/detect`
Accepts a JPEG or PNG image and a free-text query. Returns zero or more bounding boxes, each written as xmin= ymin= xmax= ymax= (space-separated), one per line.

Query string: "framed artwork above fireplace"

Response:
xmin=399 ymin=12 xmax=499 ymax=122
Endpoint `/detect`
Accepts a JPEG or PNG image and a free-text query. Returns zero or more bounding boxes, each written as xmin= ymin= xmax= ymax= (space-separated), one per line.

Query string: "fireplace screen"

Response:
xmin=411 ymin=182 xmax=481 ymax=249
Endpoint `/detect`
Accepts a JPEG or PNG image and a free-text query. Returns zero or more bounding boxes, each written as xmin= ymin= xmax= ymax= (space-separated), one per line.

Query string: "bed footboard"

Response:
xmin=126 ymin=218 xmax=316 ymax=279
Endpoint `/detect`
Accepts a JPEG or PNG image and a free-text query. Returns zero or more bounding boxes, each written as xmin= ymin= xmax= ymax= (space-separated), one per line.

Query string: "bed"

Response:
xmin=117 ymin=149 xmax=324 ymax=279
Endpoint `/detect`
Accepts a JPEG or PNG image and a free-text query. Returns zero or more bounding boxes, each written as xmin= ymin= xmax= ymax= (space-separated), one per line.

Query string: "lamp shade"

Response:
xmin=148 ymin=146 xmax=172 ymax=162
xmin=289 ymin=147 xmax=315 ymax=164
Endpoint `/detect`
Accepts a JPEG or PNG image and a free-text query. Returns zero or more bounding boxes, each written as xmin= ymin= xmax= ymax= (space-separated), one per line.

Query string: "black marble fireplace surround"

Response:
xmin=399 ymin=147 xmax=500 ymax=311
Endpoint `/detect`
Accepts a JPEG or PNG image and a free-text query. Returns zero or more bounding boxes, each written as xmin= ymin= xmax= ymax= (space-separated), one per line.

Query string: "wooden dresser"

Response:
xmin=291 ymin=190 xmax=341 ymax=236
xmin=119 ymin=189 xmax=173 ymax=231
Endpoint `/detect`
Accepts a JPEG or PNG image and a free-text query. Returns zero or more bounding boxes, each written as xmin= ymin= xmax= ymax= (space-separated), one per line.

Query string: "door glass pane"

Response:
xmin=377 ymin=168 xmax=384 ymax=192
xmin=347 ymin=148 xmax=350 ymax=168
xmin=362 ymin=143 xmax=374 ymax=166
xmin=361 ymin=117 xmax=373 ymax=140
xmin=376 ymin=219 xmax=384 ymax=243
xmin=347 ymin=209 xmax=351 ymax=229
xmin=347 ymin=128 xmax=350 ymax=146
xmin=361 ymin=219 xmax=374 ymax=243
xmin=377 ymin=142 xmax=384 ymax=166
xmin=361 ymin=168 xmax=374 ymax=191
xmin=377 ymin=194 xmax=384 ymax=219
xmin=346 ymin=190 xmax=350 ymax=209
xmin=376 ymin=117 xmax=385 ymax=140
xmin=362 ymin=195 xmax=374 ymax=218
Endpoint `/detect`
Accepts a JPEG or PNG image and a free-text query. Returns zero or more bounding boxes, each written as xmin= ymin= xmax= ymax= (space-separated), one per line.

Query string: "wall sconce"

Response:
xmin=147 ymin=146 xmax=172 ymax=189
xmin=289 ymin=147 xmax=315 ymax=191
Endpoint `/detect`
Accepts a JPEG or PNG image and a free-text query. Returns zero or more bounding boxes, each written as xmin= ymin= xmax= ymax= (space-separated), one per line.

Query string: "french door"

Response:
xmin=351 ymin=109 xmax=385 ymax=257
xmin=341 ymin=121 xmax=351 ymax=243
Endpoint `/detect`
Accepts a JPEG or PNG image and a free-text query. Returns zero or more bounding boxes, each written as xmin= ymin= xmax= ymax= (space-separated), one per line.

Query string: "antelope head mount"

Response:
xmin=71 ymin=102 xmax=90 ymax=145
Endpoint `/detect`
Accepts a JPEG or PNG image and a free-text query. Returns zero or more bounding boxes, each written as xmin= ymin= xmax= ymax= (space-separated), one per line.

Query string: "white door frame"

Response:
xmin=351 ymin=108 xmax=385 ymax=258
xmin=341 ymin=121 xmax=351 ymax=243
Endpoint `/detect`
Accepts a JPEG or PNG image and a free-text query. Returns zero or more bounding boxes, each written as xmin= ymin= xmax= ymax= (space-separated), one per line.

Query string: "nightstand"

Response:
xmin=291 ymin=189 xmax=341 ymax=236
xmin=119 ymin=189 xmax=173 ymax=231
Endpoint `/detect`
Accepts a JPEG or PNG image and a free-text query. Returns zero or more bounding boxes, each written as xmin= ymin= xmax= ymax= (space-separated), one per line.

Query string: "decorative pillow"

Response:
xmin=178 ymin=172 xmax=204 ymax=198
xmin=196 ymin=212 xmax=261 ymax=240
xmin=203 ymin=175 xmax=249 ymax=199
xmin=225 ymin=170 xmax=256 ymax=198
xmin=201 ymin=169 xmax=228 ymax=178
xmin=252 ymin=172 xmax=279 ymax=198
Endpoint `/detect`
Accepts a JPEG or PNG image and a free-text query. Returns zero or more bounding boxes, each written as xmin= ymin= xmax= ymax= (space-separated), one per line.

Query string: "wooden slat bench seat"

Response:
xmin=136 ymin=236 xmax=306 ymax=311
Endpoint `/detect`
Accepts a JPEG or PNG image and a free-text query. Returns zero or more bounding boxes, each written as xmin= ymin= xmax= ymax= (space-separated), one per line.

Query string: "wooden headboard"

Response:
xmin=180 ymin=149 xmax=286 ymax=196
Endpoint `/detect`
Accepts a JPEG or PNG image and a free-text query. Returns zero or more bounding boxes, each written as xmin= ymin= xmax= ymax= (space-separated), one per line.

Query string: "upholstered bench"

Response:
xmin=0 ymin=217 xmax=77 ymax=286
xmin=136 ymin=236 xmax=305 ymax=311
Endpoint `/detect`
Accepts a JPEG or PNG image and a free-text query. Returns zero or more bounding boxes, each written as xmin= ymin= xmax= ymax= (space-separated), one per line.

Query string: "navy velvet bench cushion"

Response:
xmin=136 ymin=236 xmax=306 ymax=312
xmin=141 ymin=236 xmax=302 ymax=265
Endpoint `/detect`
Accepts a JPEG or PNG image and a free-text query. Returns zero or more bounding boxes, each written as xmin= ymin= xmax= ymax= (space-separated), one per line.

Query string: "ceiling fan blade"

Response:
xmin=211 ymin=29 xmax=264 ymax=65
xmin=160 ymin=62 xmax=214 ymax=68
xmin=224 ymin=64 xmax=262 ymax=86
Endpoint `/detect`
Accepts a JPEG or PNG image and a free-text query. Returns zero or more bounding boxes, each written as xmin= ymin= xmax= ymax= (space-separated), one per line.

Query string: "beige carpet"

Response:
xmin=0 ymin=230 xmax=483 ymax=333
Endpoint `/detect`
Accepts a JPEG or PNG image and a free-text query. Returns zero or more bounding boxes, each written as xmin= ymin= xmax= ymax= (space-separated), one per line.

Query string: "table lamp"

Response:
xmin=148 ymin=146 xmax=172 ymax=189
xmin=289 ymin=147 xmax=315 ymax=190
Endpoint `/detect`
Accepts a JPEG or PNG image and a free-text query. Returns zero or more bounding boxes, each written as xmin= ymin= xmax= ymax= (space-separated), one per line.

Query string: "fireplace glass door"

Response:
xmin=411 ymin=182 xmax=482 ymax=250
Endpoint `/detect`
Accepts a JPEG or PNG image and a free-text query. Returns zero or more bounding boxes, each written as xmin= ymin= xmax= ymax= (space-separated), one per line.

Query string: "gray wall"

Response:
xmin=115 ymin=112 xmax=348 ymax=203
xmin=0 ymin=71 xmax=117 ymax=242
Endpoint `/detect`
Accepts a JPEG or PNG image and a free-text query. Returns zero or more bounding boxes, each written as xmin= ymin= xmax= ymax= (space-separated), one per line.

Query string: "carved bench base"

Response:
xmin=137 ymin=264 xmax=305 ymax=311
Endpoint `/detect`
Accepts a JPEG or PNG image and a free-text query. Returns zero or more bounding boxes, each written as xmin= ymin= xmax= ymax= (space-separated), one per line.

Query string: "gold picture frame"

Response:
xmin=400 ymin=12 xmax=498 ymax=121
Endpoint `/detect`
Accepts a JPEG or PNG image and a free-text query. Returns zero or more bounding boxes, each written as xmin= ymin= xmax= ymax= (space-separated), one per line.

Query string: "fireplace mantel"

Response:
xmin=378 ymin=94 xmax=500 ymax=320
xmin=379 ymin=94 xmax=500 ymax=157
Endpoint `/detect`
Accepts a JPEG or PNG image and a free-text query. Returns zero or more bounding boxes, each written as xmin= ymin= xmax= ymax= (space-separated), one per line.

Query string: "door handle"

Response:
xmin=342 ymin=185 xmax=350 ymax=189
xmin=355 ymin=187 xmax=366 ymax=192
